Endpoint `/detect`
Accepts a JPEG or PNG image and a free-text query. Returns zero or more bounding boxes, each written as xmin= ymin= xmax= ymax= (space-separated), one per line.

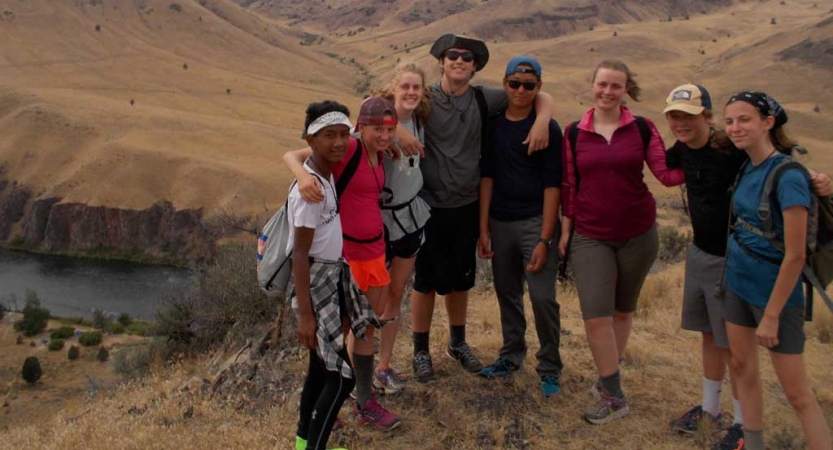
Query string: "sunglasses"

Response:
xmin=444 ymin=50 xmax=475 ymax=63
xmin=507 ymin=80 xmax=538 ymax=91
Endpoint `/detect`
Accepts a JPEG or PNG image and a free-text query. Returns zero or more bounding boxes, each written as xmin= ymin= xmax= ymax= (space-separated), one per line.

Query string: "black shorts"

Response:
xmin=413 ymin=201 xmax=478 ymax=295
xmin=725 ymin=289 xmax=806 ymax=355
xmin=385 ymin=226 xmax=425 ymax=261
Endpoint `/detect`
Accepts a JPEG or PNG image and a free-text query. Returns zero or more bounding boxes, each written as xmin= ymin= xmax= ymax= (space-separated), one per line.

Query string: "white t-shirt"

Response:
xmin=286 ymin=163 xmax=342 ymax=260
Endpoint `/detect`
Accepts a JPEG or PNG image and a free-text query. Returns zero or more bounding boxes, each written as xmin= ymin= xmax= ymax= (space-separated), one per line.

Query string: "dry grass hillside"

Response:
xmin=0 ymin=208 xmax=831 ymax=449
xmin=0 ymin=0 xmax=832 ymax=220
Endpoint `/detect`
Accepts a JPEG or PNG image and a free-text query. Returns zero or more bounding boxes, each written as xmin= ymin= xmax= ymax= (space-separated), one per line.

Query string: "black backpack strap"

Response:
xmin=472 ymin=86 xmax=488 ymax=126
xmin=567 ymin=121 xmax=581 ymax=192
xmin=335 ymin=139 xmax=362 ymax=199
xmin=634 ymin=116 xmax=652 ymax=152
xmin=472 ymin=86 xmax=489 ymax=151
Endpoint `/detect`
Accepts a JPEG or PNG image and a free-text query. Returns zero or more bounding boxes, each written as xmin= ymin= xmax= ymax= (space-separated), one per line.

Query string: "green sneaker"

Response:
xmin=296 ymin=435 xmax=349 ymax=450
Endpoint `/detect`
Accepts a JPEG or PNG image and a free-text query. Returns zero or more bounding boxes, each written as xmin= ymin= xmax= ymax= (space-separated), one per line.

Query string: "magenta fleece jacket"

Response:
xmin=562 ymin=106 xmax=685 ymax=241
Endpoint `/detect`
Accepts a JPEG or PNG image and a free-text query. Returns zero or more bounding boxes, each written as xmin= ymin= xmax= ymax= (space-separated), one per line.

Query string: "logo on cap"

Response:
xmin=672 ymin=90 xmax=692 ymax=101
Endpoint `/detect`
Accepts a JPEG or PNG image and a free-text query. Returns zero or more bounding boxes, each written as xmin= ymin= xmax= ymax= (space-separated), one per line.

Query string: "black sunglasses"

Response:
xmin=444 ymin=50 xmax=475 ymax=63
xmin=507 ymin=80 xmax=538 ymax=91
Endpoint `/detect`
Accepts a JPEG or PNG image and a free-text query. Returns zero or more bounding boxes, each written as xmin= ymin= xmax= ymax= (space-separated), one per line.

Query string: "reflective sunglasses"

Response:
xmin=506 ymin=80 xmax=538 ymax=91
xmin=444 ymin=50 xmax=475 ymax=63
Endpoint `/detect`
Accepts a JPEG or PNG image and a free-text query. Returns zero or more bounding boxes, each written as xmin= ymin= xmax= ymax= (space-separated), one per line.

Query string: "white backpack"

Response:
xmin=256 ymin=181 xmax=298 ymax=297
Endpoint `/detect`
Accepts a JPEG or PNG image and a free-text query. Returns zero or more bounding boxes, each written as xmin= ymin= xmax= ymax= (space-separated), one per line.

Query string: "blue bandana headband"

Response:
xmin=727 ymin=91 xmax=788 ymax=127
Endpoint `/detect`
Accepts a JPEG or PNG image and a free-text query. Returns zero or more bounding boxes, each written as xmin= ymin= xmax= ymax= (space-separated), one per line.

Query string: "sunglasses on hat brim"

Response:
xmin=444 ymin=50 xmax=475 ymax=63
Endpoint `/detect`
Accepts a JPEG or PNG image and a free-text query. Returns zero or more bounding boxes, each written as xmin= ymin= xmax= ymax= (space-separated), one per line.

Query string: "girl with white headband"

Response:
xmin=284 ymin=97 xmax=402 ymax=431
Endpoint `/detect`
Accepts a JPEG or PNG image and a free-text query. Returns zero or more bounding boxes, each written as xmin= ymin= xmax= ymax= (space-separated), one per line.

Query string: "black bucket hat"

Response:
xmin=429 ymin=34 xmax=489 ymax=72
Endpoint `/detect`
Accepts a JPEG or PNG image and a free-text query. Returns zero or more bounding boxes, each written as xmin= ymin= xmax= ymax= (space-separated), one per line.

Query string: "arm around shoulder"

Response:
xmin=283 ymin=148 xmax=324 ymax=203
xmin=644 ymin=120 xmax=684 ymax=187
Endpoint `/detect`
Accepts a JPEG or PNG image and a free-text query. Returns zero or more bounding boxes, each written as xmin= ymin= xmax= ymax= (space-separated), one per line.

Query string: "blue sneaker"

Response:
xmin=540 ymin=375 xmax=561 ymax=398
xmin=478 ymin=357 xmax=519 ymax=378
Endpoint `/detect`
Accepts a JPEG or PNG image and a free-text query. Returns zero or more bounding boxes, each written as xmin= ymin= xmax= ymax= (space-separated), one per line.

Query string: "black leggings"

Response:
xmin=297 ymin=347 xmax=355 ymax=450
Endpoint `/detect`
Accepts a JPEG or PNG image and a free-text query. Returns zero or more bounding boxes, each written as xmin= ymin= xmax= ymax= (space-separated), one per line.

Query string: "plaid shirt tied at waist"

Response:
xmin=288 ymin=257 xmax=391 ymax=378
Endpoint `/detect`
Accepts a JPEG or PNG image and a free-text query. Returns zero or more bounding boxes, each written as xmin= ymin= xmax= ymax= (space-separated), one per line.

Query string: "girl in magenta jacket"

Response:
xmin=558 ymin=60 xmax=684 ymax=425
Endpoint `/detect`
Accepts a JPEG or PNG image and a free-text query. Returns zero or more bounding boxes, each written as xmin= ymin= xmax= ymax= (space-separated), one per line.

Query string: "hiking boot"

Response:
xmin=713 ymin=424 xmax=745 ymax=450
xmin=479 ymin=357 xmax=519 ymax=379
xmin=412 ymin=351 xmax=435 ymax=383
xmin=540 ymin=375 xmax=561 ymax=398
xmin=585 ymin=387 xmax=630 ymax=425
xmin=446 ymin=342 xmax=483 ymax=373
xmin=353 ymin=394 xmax=401 ymax=431
xmin=373 ymin=368 xmax=405 ymax=395
xmin=671 ymin=405 xmax=722 ymax=434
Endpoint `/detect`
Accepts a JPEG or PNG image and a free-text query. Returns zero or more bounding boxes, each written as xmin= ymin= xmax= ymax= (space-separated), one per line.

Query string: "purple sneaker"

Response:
xmin=353 ymin=394 xmax=401 ymax=431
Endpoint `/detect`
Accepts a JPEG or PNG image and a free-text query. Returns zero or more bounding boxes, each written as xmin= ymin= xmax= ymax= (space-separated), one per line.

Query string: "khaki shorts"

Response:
xmin=725 ymin=289 xmax=806 ymax=355
xmin=571 ymin=224 xmax=659 ymax=319
xmin=681 ymin=244 xmax=730 ymax=349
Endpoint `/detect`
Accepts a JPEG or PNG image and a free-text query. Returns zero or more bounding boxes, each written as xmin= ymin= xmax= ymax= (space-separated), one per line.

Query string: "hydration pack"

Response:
xmin=724 ymin=150 xmax=833 ymax=319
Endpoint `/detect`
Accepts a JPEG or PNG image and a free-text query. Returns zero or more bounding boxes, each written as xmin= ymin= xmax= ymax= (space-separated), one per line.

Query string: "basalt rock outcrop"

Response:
xmin=0 ymin=177 xmax=215 ymax=265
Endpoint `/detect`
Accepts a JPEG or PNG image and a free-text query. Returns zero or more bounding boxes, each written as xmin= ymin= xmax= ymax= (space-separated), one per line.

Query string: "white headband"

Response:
xmin=306 ymin=112 xmax=353 ymax=136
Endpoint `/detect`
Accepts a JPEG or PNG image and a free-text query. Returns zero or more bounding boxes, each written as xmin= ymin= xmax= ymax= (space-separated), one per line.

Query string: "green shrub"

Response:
xmin=658 ymin=226 xmax=691 ymax=263
xmin=78 ymin=331 xmax=103 ymax=347
xmin=154 ymin=242 xmax=277 ymax=353
xmin=92 ymin=308 xmax=109 ymax=330
xmin=105 ymin=322 xmax=125 ymax=335
xmin=96 ymin=346 xmax=110 ymax=362
xmin=126 ymin=321 xmax=153 ymax=337
xmin=49 ymin=326 xmax=75 ymax=340
xmin=48 ymin=339 xmax=65 ymax=351
xmin=60 ymin=317 xmax=93 ymax=327
xmin=112 ymin=339 xmax=170 ymax=379
xmin=14 ymin=301 xmax=50 ymax=337
xmin=21 ymin=357 xmax=42 ymax=384
xmin=67 ymin=345 xmax=80 ymax=361
xmin=117 ymin=313 xmax=132 ymax=327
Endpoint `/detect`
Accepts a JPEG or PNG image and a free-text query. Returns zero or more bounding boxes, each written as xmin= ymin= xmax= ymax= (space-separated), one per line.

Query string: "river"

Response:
xmin=0 ymin=249 xmax=193 ymax=321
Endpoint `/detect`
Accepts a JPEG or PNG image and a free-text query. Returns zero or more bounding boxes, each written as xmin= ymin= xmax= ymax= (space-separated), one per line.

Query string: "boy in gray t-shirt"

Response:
xmin=398 ymin=34 xmax=556 ymax=382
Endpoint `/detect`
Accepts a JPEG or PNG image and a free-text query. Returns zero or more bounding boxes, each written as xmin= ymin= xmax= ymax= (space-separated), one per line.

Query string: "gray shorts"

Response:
xmin=681 ymin=244 xmax=729 ymax=349
xmin=571 ymin=223 xmax=659 ymax=319
xmin=725 ymin=289 xmax=806 ymax=355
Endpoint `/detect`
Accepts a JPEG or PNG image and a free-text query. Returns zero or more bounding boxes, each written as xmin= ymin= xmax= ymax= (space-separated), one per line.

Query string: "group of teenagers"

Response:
xmin=283 ymin=33 xmax=833 ymax=450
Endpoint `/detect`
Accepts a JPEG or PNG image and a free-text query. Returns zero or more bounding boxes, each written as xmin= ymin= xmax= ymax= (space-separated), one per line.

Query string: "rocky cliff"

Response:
xmin=0 ymin=175 xmax=215 ymax=265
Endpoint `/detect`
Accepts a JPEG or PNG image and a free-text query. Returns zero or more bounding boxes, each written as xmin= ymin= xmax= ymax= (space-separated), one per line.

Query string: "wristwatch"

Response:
xmin=537 ymin=237 xmax=552 ymax=248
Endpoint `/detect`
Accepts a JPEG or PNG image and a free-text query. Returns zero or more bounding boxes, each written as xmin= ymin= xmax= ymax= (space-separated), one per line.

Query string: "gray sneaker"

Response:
xmin=446 ymin=342 xmax=483 ymax=373
xmin=585 ymin=388 xmax=630 ymax=425
xmin=412 ymin=351 xmax=435 ymax=383
xmin=373 ymin=368 xmax=405 ymax=395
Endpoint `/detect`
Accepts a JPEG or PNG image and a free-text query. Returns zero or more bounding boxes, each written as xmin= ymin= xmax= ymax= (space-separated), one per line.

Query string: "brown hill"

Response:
xmin=0 ymin=0 xmax=831 ymax=260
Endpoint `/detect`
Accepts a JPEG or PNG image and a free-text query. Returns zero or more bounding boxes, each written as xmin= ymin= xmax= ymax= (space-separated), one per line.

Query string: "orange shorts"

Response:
xmin=348 ymin=254 xmax=390 ymax=292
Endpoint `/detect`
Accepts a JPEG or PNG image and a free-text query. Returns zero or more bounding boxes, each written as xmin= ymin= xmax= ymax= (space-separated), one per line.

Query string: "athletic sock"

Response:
xmin=702 ymin=377 xmax=723 ymax=417
xmin=352 ymin=353 xmax=374 ymax=409
xmin=413 ymin=331 xmax=430 ymax=355
xmin=732 ymin=398 xmax=744 ymax=425
xmin=744 ymin=429 xmax=764 ymax=450
xmin=449 ymin=325 xmax=466 ymax=348
xmin=600 ymin=371 xmax=624 ymax=399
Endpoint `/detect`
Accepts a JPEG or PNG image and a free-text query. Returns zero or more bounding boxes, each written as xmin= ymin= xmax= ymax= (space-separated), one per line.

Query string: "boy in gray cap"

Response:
xmin=398 ymin=35 xmax=555 ymax=382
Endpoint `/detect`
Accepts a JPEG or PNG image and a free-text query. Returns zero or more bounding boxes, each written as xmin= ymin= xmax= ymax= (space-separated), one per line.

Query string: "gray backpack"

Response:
xmin=723 ymin=151 xmax=833 ymax=319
